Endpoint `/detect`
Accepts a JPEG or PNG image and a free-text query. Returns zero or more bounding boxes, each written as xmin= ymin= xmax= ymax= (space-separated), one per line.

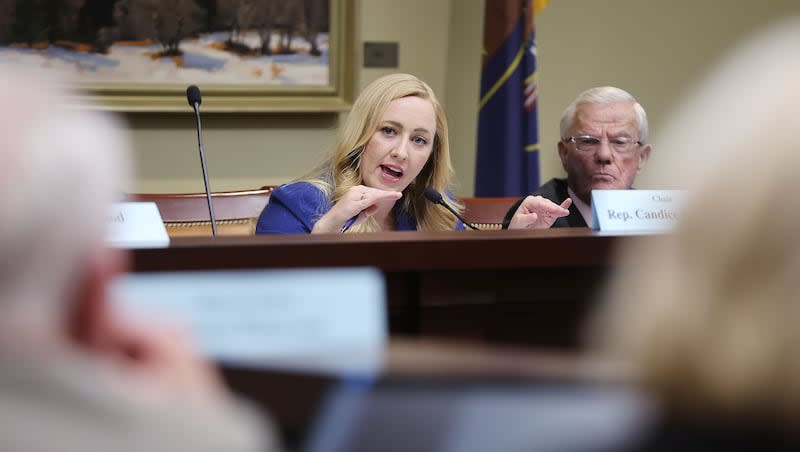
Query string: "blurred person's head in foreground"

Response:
xmin=0 ymin=65 xmax=276 ymax=452
xmin=0 ymin=67 xmax=129 ymax=337
xmin=588 ymin=16 xmax=800 ymax=435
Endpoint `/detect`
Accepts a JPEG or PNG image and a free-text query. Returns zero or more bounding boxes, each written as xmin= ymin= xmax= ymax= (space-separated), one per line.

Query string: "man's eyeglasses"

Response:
xmin=566 ymin=135 xmax=643 ymax=154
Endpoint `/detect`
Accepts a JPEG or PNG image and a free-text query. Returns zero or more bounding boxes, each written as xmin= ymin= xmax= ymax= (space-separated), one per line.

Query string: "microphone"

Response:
xmin=187 ymin=85 xmax=201 ymax=107
xmin=423 ymin=187 xmax=480 ymax=230
xmin=186 ymin=85 xmax=218 ymax=237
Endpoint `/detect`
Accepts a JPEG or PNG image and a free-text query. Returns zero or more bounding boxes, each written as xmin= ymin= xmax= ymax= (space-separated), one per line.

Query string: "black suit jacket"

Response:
xmin=501 ymin=178 xmax=588 ymax=229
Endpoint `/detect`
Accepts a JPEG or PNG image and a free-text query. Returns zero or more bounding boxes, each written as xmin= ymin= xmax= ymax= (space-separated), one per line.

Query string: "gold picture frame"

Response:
xmin=1 ymin=0 xmax=353 ymax=113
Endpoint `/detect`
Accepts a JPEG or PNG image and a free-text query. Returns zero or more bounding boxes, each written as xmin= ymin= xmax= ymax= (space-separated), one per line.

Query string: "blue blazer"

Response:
xmin=256 ymin=182 xmax=464 ymax=234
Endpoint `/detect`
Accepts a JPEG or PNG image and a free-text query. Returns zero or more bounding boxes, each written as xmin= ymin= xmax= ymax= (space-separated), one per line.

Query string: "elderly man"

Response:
xmin=503 ymin=86 xmax=652 ymax=228
xmin=0 ymin=66 xmax=280 ymax=452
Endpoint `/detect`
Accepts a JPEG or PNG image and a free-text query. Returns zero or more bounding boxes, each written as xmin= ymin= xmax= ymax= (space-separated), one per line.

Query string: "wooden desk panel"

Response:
xmin=132 ymin=229 xmax=641 ymax=349
xmin=416 ymin=266 xmax=609 ymax=347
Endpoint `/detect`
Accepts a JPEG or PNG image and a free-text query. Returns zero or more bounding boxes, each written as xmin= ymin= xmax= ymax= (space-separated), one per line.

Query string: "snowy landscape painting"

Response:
xmin=0 ymin=0 xmax=348 ymax=111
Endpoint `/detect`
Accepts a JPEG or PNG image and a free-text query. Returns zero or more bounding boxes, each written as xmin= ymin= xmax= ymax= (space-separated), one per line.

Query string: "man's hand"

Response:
xmin=507 ymin=196 xmax=572 ymax=229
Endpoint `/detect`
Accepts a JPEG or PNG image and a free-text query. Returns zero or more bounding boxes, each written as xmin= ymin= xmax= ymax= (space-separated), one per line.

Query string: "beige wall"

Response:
xmin=128 ymin=0 xmax=800 ymax=195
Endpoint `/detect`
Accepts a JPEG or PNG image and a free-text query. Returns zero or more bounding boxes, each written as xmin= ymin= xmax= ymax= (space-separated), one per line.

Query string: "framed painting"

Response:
xmin=0 ymin=0 xmax=353 ymax=112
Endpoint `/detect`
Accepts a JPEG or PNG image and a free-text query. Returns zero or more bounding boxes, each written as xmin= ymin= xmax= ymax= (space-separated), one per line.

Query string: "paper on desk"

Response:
xmin=110 ymin=267 xmax=387 ymax=376
xmin=106 ymin=202 xmax=170 ymax=248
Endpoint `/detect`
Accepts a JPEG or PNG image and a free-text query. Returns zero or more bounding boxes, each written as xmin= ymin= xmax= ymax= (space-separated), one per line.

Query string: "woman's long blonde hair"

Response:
xmin=300 ymin=73 xmax=461 ymax=232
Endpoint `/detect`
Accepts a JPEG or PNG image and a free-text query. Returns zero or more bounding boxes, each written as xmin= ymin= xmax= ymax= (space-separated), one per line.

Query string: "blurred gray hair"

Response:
xmin=0 ymin=65 xmax=130 ymax=329
xmin=559 ymin=86 xmax=649 ymax=143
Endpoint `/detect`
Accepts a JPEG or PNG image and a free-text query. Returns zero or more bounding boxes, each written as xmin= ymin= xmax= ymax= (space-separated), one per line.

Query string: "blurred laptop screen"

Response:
xmin=303 ymin=378 xmax=649 ymax=452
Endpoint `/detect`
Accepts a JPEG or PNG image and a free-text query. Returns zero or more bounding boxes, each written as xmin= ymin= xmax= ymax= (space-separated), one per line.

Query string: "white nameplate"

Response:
xmin=591 ymin=190 xmax=686 ymax=232
xmin=106 ymin=202 xmax=170 ymax=248
xmin=110 ymin=268 xmax=387 ymax=376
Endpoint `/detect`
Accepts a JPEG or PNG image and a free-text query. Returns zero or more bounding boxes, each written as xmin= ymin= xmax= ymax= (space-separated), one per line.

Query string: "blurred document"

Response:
xmin=592 ymin=190 xmax=686 ymax=232
xmin=110 ymin=268 xmax=387 ymax=375
xmin=106 ymin=202 xmax=170 ymax=248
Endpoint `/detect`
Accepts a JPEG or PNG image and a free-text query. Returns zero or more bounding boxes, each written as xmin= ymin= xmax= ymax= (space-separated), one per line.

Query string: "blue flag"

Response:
xmin=475 ymin=0 xmax=540 ymax=197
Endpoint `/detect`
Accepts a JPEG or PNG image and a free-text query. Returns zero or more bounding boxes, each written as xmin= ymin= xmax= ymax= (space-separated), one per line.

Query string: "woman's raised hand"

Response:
xmin=312 ymin=185 xmax=402 ymax=233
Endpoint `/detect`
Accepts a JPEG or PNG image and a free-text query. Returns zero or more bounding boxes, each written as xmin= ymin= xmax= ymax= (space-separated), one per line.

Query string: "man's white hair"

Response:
xmin=559 ymin=86 xmax=649 ymax=143
xmin=0 ymin=65 xmax=130 ymax=329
